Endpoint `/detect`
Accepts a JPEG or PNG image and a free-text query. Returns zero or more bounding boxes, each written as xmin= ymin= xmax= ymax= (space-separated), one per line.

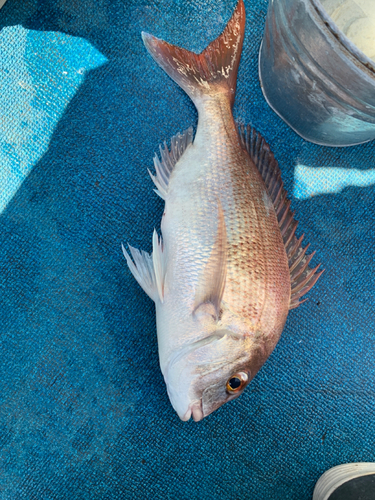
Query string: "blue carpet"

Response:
xmin=0 ymin=1 xmax=374 ymax=498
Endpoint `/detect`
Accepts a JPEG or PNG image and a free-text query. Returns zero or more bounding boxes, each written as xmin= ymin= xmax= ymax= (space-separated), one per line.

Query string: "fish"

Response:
xmin=123 ymin=0 xmax=323 ymax=422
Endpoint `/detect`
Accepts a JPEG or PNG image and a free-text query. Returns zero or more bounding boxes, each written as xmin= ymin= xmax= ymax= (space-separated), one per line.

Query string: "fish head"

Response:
xmin=165 ymin=330 xmax=264 ymax=422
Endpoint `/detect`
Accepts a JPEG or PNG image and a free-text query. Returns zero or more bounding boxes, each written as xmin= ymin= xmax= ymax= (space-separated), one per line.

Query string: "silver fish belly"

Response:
xmin=123 ymin=0 xmax=322 ymax=422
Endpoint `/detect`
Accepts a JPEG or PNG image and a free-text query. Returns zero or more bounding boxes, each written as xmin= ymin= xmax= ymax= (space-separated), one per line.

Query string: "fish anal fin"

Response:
xmin=194 ymin=202 xmax=227 ymax=320
xmin=149 ymin=127 xmax=194 ymax=199
xmin=237 ymin=124 xmax=323 ymax=309
xmin=142 ymin=0 xmax=245 ymax=107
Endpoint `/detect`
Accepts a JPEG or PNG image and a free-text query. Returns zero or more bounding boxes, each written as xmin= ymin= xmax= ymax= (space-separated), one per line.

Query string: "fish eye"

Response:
xmin=226 ymin=372 xmax=248 ymax=393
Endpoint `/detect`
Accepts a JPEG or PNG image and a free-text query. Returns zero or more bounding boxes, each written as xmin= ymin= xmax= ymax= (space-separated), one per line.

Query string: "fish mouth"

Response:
xmin=181 ymin=401 xmax=203 ymax=422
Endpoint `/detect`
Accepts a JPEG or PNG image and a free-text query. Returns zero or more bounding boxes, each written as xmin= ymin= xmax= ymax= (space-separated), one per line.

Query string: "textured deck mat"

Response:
xmin=0 ymin=1 xmax=374 ymax=499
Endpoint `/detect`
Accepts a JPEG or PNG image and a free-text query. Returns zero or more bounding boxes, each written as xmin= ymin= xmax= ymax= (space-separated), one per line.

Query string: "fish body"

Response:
xmin=124 ymin=0 xmax=322 ymax=421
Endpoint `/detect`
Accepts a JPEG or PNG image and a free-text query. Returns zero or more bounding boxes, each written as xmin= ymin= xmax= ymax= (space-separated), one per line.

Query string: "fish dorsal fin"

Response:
xmin=148 ymin=127 xmax=194 ymax=199
xmin=194 ymin=202 xmax=227 ymax=320
xmin=237 ymin=124 xmax=324 ymax=309
xmin=142 ymin=0 xmax=245 ymax=108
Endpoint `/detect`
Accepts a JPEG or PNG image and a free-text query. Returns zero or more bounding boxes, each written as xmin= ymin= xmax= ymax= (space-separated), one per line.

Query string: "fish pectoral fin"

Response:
xmin=148 ymin=127 xmax=194 ymax=199
xmin=193 ymin=302 xmax=218 ymax=321
xmin=237 ymin=123 xmax=323 ymax=309
xmin=122 ymin=243 xmax=158 ymax=302
xmin=152 ymin=229 xmax=166 ymax=303
xmin=194 ymin=202 xmax=227 ymax=320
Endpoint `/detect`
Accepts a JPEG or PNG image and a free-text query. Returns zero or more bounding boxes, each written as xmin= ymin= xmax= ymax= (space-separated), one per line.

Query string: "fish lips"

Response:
xmin=181 ymin=401 xmax=204 ymax=422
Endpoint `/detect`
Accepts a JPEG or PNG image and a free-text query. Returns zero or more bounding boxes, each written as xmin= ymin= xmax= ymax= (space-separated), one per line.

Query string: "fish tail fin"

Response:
xmin=141 ymin=0 xmax=245 ymax=108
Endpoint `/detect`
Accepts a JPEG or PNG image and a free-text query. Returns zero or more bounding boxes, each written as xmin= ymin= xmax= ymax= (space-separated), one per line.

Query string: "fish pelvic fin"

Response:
xmin=237 ymin=124 xmax=324 ymax=310
xmin=122 ymin=243 xmax=158 ymax=302
xmin=141 ymin=0 xmax=245 ymax=108
xmin=122 ymin=234 xmax=167 ymax=303
xmin=194 ymin=201 xmax=227 ymax=320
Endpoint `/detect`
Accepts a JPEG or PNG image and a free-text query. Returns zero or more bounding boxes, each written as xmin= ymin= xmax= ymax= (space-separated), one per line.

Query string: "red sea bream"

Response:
xmin=123 ymin=0 xmax=322 ymax=422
